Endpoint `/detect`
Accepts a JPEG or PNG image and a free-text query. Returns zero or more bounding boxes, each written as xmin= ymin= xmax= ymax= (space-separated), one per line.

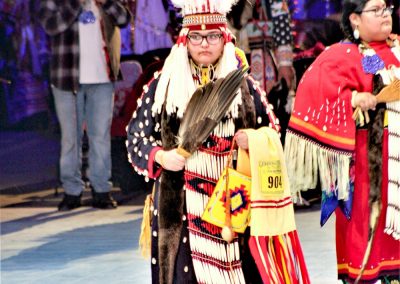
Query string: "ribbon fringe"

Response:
xmin=249 ymin=231 xmax=310 ymax=284
xmin=285 ymin=131 xmax=352 ymax=203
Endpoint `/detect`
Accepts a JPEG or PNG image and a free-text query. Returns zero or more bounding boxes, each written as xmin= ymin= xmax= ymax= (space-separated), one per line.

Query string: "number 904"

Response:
xmin=268 ymin=176 xmax=282 ymax=189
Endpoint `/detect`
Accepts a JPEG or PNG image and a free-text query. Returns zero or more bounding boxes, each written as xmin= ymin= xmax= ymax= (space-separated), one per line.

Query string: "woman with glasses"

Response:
xmin=285 ymin=0 xmax=399 ymax=282
xmin=126 ymin=0 xmax=311 ymax=283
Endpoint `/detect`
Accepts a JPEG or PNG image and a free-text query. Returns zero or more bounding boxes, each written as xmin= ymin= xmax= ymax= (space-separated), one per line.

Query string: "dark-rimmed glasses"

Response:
xmin=187 ymin=33 xmax=223 ymax=45
xmin=361 ymin=5 xmax=394 ymax=17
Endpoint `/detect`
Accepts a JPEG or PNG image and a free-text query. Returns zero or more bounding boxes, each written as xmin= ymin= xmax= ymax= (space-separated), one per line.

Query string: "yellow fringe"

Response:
xmin=278 ymin=236 xmax=290 ymax=283
xmin=139 ymin=186 xmax=155 ymax=259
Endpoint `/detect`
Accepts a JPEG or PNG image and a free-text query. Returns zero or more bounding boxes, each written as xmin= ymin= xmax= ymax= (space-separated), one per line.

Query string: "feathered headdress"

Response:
xmin=172 ymin=0 xmax=238 ymax=30
xmin=152 ymin=0 xmax=244 ymax=119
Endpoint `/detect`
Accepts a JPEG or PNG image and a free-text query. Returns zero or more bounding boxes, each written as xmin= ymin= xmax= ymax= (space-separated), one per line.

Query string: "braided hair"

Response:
xmin=340 ymin=0 xmax=370 ymax=43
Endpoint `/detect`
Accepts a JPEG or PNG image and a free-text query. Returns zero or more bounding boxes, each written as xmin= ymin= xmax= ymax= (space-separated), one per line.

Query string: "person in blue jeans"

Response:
xmin=38 ymin=0 xmax=131 ymax=210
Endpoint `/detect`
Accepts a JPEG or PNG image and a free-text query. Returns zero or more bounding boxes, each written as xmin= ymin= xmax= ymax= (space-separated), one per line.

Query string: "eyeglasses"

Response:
xmin=361 ymin=5 xmax=394 ymax=17
xmin=187 ymin=33 xmax=223 ymax=45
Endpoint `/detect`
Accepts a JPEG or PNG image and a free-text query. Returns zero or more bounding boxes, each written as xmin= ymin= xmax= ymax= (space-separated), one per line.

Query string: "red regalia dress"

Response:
xmin=285 ymin=37 xmax=400 ymax=283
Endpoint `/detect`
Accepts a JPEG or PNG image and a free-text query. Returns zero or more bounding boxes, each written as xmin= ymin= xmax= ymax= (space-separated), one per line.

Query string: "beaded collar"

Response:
xmin=359 ymin=36 xmax=400 ymax=75
xmin=190 ymin=59 xmax=218 ymax=87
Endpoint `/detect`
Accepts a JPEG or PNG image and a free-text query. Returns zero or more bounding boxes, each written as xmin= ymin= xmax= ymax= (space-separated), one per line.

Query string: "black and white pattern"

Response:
xmin=272 ymin=14 xmax=292 ymax=47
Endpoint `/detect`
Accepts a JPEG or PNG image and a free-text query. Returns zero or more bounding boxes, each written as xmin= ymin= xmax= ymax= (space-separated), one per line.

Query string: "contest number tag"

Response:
xmin=258 ymin=159 xmax=284 ymax=196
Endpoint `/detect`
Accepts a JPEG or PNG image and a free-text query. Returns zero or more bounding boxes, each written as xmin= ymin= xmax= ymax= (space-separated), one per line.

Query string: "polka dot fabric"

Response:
xmin=272 ymin=14 xmax=292 ymax=47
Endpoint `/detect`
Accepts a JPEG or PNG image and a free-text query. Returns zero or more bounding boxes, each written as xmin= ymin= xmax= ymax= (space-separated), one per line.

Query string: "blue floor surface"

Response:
xmin=1 ymin=205 xmax=339 ymax=284
xmin=0 ymin=130 xmax=339 ymax=283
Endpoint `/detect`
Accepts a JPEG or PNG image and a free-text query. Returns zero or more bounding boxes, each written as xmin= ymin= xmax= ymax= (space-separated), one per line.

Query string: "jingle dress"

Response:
xmin=285 ymin=38 xmax=400 ymax=283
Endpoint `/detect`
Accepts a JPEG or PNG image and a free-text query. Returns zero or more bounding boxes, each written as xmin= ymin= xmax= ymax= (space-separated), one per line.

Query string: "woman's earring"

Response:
xmin=353 ymin=26 xmax=360 ymax=40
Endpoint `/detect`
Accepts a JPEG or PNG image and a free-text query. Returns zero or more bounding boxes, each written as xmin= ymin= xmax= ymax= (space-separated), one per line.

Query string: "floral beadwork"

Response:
xmin=359 ymin=37 xmax=400 ymax=75
xmin=361 ymin=54 xmax=385 ymax=74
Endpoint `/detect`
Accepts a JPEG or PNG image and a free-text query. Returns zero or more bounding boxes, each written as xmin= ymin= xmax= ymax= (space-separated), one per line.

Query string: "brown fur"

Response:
xmin=236 ymin=79 xmax=256 ymax=129
xmin=355 ymin=75 xmax=385 ymax=283
xmin=158 ymin=109 xmax=185 ymax=284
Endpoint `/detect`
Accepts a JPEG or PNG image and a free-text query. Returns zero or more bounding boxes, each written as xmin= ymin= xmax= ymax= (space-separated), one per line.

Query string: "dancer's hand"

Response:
xmin=155 ymin=149 xmax=186 ymax=171
xmin=235 ymin=131 xmax=249 ymax=150
xmin=352 ymin=91 xmax=377 ymax=111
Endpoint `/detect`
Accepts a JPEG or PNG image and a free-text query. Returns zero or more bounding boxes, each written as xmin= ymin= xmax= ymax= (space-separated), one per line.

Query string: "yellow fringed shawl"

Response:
xmin=239 ymin=127 xmax=296 ymax=236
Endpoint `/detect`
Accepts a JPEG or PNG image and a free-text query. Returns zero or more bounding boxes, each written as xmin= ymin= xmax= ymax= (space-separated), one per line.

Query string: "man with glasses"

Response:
xmin=126 ymin=0 xmax=310 ymax=283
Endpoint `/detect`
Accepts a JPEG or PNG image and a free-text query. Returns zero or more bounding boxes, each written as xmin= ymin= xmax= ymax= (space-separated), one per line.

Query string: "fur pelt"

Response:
xmin=158 ymin=109 xmax=185 ymax=284
xmin=355 ymin=75 xmax=385 ymax=283
xmin=237 ymin=79 xmax=256 ymax=129
xmin=157 ymin=78 xmax=257 ymax=284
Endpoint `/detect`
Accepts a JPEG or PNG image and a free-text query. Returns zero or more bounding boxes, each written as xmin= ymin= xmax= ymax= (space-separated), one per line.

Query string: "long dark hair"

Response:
xmin=341 ymin=0 xmax=370 ymax=43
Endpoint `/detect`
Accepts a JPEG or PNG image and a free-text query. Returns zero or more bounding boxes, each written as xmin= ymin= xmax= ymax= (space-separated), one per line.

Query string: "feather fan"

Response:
xmin=177 ymin=66 xmax=248 ymax=157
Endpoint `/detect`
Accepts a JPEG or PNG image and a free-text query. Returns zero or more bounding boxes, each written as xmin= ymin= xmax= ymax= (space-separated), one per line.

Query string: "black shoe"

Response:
xmin=58 ymin=194 xmax=81 ymax=211
xmin=92 ymin=192 xmax=117 ymax=209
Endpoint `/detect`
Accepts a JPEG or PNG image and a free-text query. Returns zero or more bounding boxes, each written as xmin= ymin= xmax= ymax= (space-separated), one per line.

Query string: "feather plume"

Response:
xmin=217 ymin=0 xmax=240 ymax=14
xmin=177 ymin=67 xmax=248 ymax=156
xmin=170 ymin=0 xmax=185 ymax=9
xmin=171 ymin=0 xmax=239 ymax=16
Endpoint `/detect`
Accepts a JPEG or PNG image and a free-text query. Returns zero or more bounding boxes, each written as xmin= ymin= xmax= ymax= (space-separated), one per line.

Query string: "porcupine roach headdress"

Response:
xmin=152 ymin=0 xmax=241 ymax=118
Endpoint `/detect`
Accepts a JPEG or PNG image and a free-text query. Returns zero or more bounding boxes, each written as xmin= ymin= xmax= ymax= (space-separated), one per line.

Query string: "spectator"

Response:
xmin=38 ymin=0 xmax=130 ymax=211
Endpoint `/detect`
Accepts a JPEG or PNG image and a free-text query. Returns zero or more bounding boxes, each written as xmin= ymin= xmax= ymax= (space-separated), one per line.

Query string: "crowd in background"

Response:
xmin=1 ymin=0 xmax=398 ymax=129
xmin=0 ymin=0 xmax=399 ymax=195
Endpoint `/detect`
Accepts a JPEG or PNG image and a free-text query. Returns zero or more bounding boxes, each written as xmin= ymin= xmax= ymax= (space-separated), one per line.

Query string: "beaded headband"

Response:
xmin=172 ymin=0 xmax=237 ymax=30
xmin=183 ymin=13 xmax=227 ymax=30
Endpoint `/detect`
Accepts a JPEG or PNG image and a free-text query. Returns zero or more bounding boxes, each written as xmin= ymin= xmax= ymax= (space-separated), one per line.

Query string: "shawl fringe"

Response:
xmin=285 ymin=130 xmax=352 ymax=203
